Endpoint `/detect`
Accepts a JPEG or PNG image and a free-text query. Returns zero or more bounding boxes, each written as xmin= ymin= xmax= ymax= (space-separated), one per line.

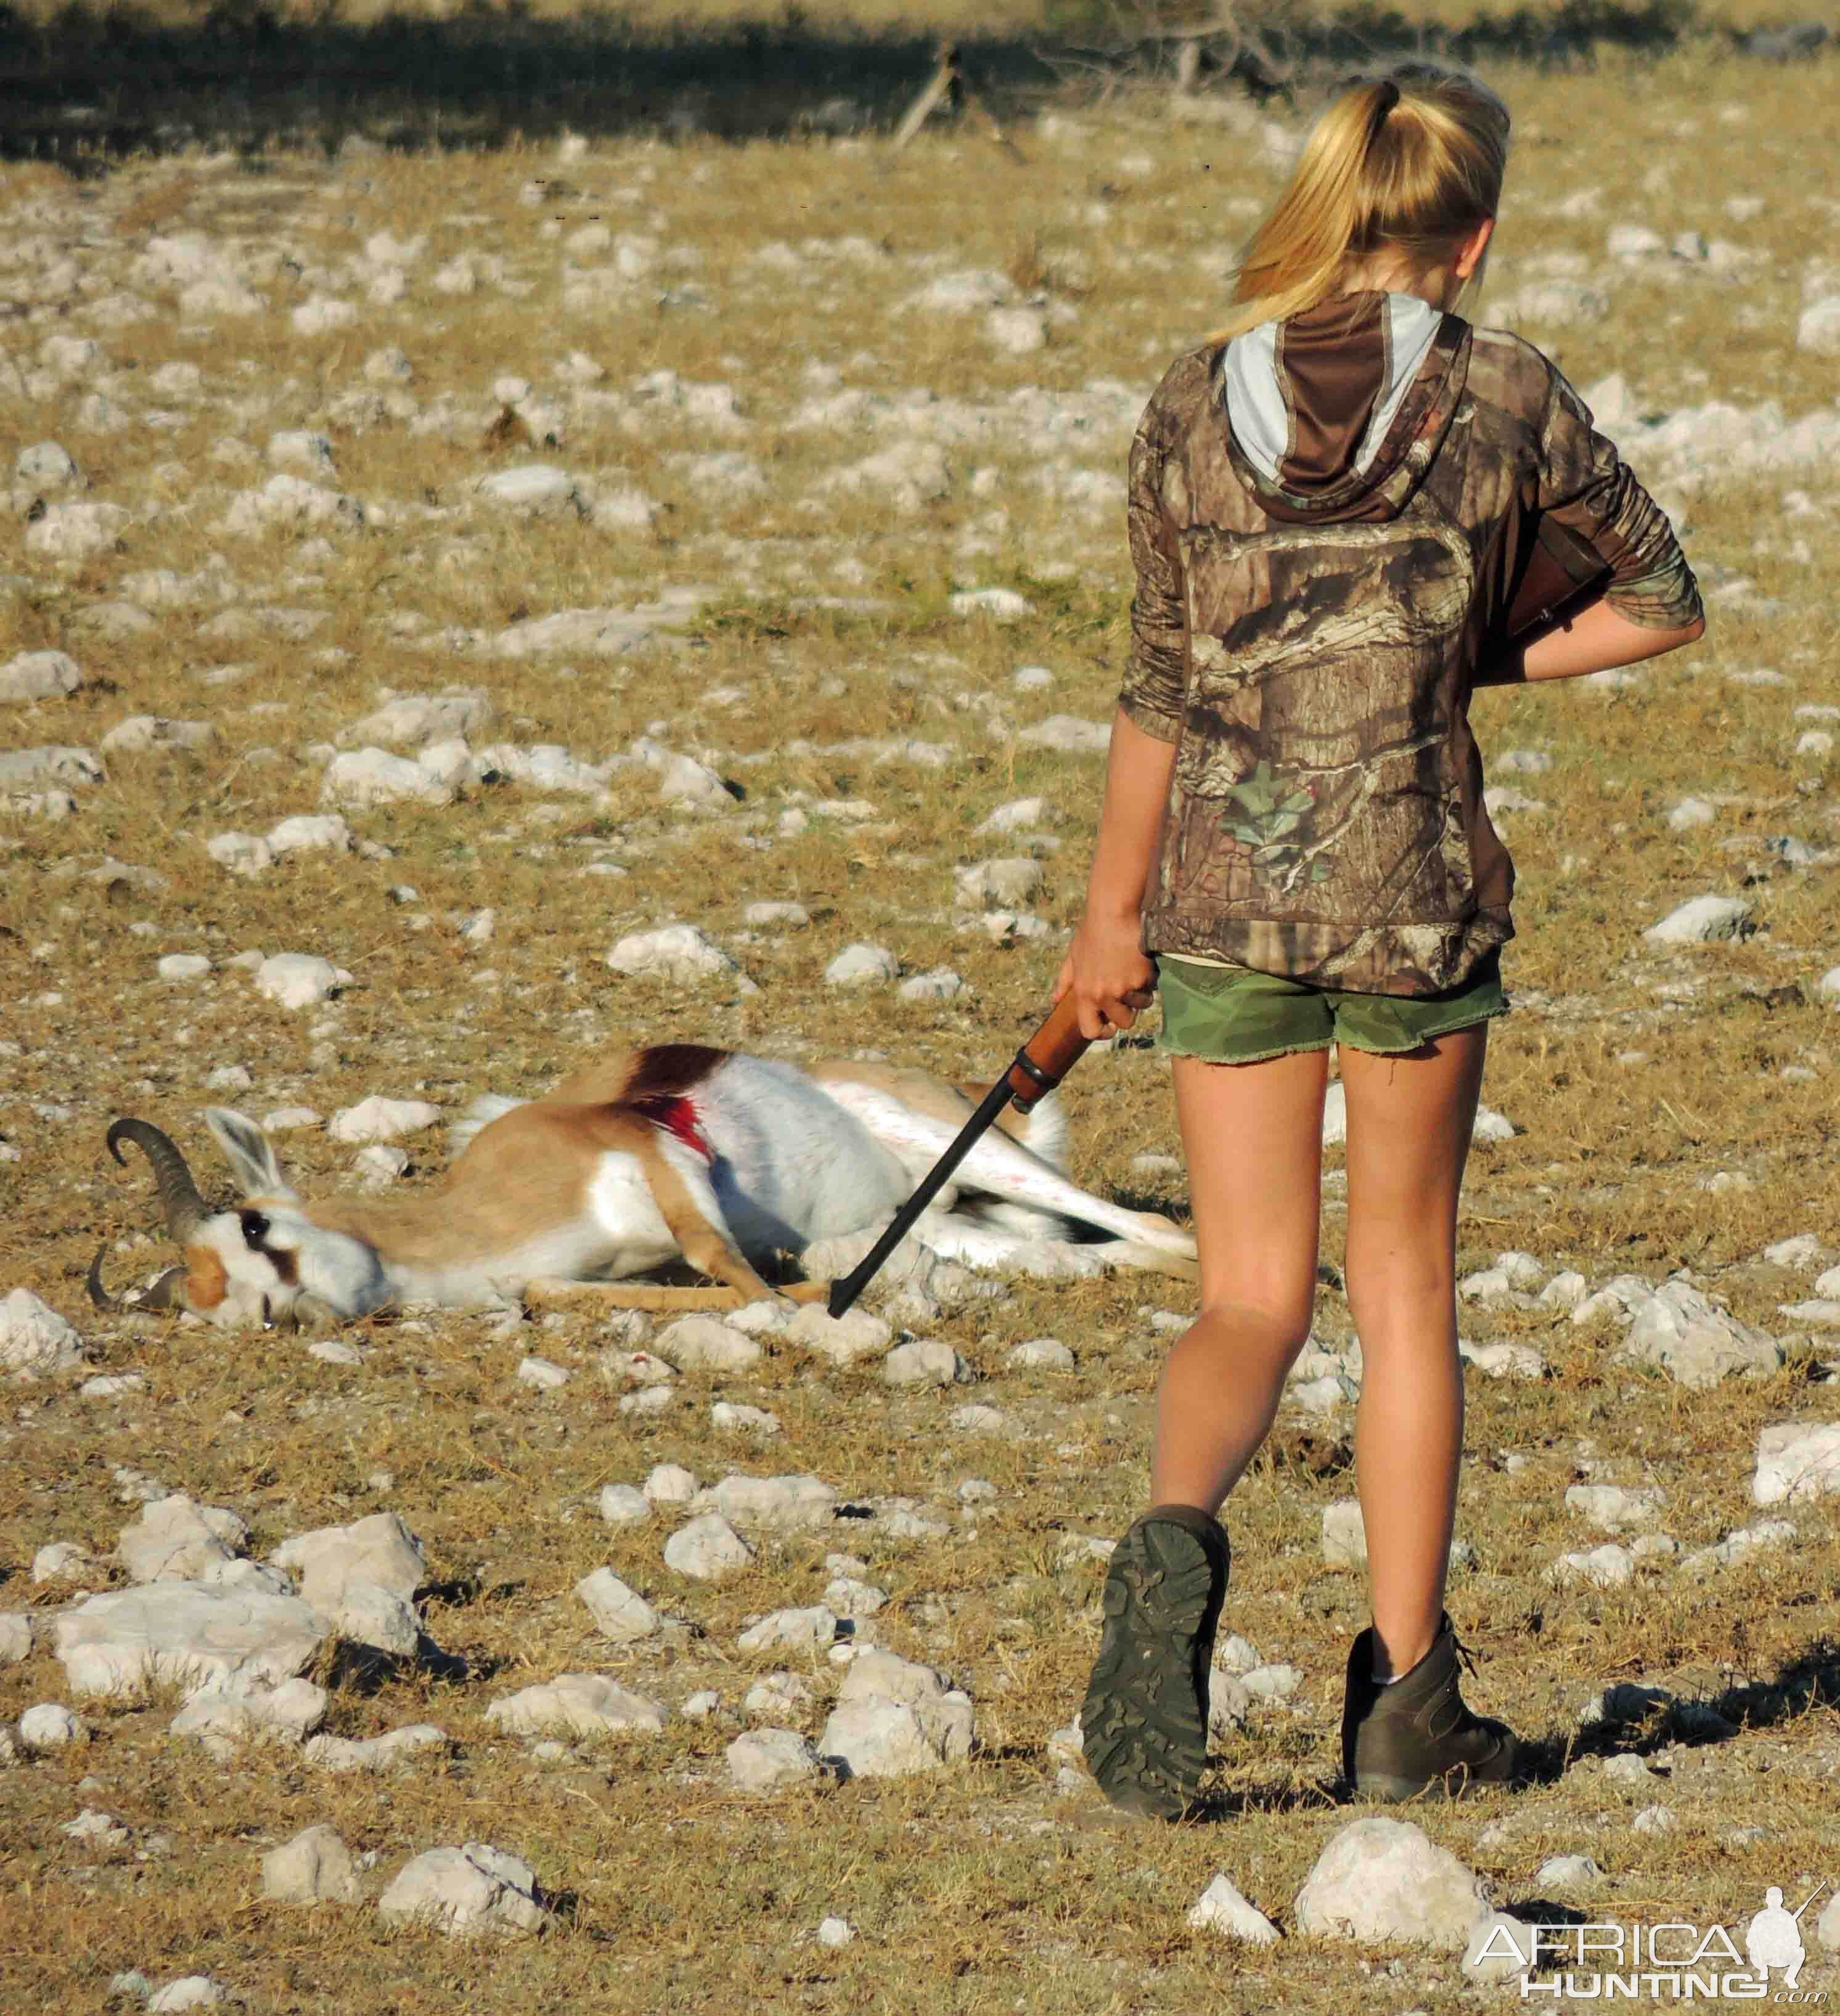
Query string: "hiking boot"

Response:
xmin=1081 ymin=1503 xmax=1229 ymax=1819
xmin=1341 ymin=1614 xmax=1519 ymax=1802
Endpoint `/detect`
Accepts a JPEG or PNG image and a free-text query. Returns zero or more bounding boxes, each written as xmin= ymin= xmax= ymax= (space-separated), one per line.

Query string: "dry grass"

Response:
xmin=4 ymin=26 xmax=1840 ymax=2016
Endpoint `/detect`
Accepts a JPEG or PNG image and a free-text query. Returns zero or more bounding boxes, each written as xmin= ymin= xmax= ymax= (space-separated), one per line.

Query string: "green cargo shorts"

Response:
xmin=1155 ymin=952 xmax=1507 ymax=1066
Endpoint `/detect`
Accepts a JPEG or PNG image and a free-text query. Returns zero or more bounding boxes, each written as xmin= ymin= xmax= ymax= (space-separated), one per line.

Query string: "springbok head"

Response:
xmin=91 ymin=1111 xmax=389 ymax=1329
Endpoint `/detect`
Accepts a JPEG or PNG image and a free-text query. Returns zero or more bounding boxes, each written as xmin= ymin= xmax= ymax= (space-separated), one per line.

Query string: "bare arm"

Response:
xmin=1055 ymin=708 xmax=1179 ymax=1040
xmin=1477 ymin=597 xmax=1705 ymax=687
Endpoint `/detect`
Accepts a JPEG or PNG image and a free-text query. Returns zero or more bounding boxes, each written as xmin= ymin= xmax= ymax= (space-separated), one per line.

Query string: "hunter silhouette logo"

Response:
xmin=1480 ymin=1877 xmax=1833 ymax=2001
xmin=1746 ymin=1885 xmax=1826 ymax=1994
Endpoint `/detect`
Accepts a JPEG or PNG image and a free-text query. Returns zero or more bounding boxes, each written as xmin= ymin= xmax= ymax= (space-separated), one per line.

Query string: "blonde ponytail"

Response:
xmin=1209 ymin=65 xmax=1510 ymax=346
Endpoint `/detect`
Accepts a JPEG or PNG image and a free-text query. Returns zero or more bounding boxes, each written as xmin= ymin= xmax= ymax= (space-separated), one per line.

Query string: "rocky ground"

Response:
xmin=4 ymin=28 xmax=1840 ymax=2016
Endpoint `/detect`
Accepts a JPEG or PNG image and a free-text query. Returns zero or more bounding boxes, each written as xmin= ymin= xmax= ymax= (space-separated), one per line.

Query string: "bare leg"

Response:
xmin=1149 ymin=1049 xmax=1328 ymax=1514
xmin=1339 ymin=1027 xmax=1487 ymax=1681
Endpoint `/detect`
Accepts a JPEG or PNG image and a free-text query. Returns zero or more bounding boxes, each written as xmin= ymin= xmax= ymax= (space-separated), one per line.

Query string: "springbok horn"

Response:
xmin=140 ymin=1265 xmax=190 ymax=1310
xmin=86 ymin=1251 xmax=190 ymax=1314
xmin=86 ymin=1245 xmax=121 ymax=1312
xmin=106 ymin=1119 xmax=208 ymax=1246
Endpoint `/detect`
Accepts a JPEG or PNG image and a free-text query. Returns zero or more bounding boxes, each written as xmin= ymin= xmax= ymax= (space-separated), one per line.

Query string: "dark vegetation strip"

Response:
xmin=0 ymin=0 xmax=1824 ymax=169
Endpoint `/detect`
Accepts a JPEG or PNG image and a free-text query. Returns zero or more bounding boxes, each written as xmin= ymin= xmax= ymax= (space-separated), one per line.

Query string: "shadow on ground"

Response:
xmin=1518 ymin=1634 xmax=1840 ymax=1786
xmin=0 ymin=0 xmax=1818 ymax=171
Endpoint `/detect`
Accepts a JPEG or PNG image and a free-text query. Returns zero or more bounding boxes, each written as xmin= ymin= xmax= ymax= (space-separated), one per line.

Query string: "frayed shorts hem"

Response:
xmin=1153 ymin=952 xmax=1507 ymax=1067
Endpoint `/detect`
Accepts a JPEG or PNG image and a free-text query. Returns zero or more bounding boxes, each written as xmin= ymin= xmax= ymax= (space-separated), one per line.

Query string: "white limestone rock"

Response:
xmin=700 ymin=1473 xmax=838 ymax=1530
xmin=253 ymin=953 xmax=347 ymax=1009
xmin=949 ymin=587 xmax=1032 ymax=621
xmin=170 ymin=1676 xmax=328 ymax=1755
xmin=223 ymin=473 xmax=361 ymax=535
xmin=0 ymin=650 xmax=83 ymax=703
xmin=25 ymin=501 xmax=128 ymax=560
xmin=1796 ymin=298 xmax=1840 ymax=356
xmin=0 ymin=1615 xmax=31 ymax=1664
xmin=644 ymin=1463 xmax=699 ymax=1505
xmin=0 ymin=745 xmax=104 ymax=789
xmin=328 ymin=1096 xmax=442 ymax=1145
xmin=0 ymin=1290 xmax=83 ymax=1377
xmin=261 ymin=1824 xmax=361 ymax=1904
xmin=1642 ymin=895 xmax=1754 ymax=945
xmin=818 ymin=1649 xmax=974 ymax=1779
xmin=378 ymin=1843 xmax=550 ymax=1937
xmin=987 ymin=307 xmax=1048 ymax=354
xmin=264 ymin=817 xmax=348 ymax=860
xmin=663 ymin=1512 xmax=755 ymax=1581
xmin=824 ymin=1575 xmax=888 ymax=1620
xmin=954 ymin=857 xmax=1045 ymax=908
xmin=1817 ymin=1890 xmax=1840 ymax=1951
xmin=322 ymin=747 xmax=456 ymax=809
xmin=1565 ymin=1484 xmax=1664 ymax=1530
xmin=608 ymin=923 xmax=742 ymax=986
xmin=1753 ymin=1422 xmax=1840 ymax=1506
xmin=825 ymin=441 xmax=951 ymax=513
xmin=598 ymin=1483 xmax=651 ymax=1527
xmin=476 ymin=464 xmax=584 ymax=516
xmin=260 ymin=426 xmax=336 ymax=475
xmin=1537 ymin=1854 xmax=1605 ymax=1892
xmin=738 ymin=1606 xmax=837 ymax=1654
xmin=1016 ymin=713 xmax=1110 ymax=754
xmin=332 ymin=1580 xmax=421 ymax=1657
xmin=303 ymin=1723 xmax=446 ymax=1773
xmin=713 ymin=1400 xmax=780 ymax=1435
xmin=117 ymin=1495 xmax=248 ymax=1583
xmin=271 ymin=1512 xmax=426 ymax=1618
xmin=1506 ymin=279 xmax=1612 ymax=326
xmin=486 ymin=1674 xmax=666 ymax=1738
xmin=342 ymin=688 xmax=491 ymax=748
xmin=15 ymin=440 xmax=78 ymax=486
xmin=33 ymin=1541 xmax=91 ymax=1583
xmin=207 ymin=832 xmax=274 ymax=877
xmin=1187 ymin=1872 xmax=1280 ymax=1944
xmin=788 ymin=1304 xmax=892 ymax=1367
xmin=1619 ymin=1278 xmax=1780 ymax=1387
xmin=19 ymin=1702 xmax=85 ymax=1750
xmin=1322 ymin=1500 xmax=1368 ymax=1567
xmin=727 ymin=1728 xmax=822 ymax=1791
xmin=1293 ymin=1817 xmax=1487 ymax=1948
xmin=1460 ymin=1340 xmax=1548 ymax=1379
xmin=54 ymin=1583 xmax=330 ymax=1699
xmin=1552 ymin=1543 xmax=1637 ymax=1588
xmin=575 ymin=1567 xmax=660 ymax=1643
xmin=1008 ymin=1337 xmax=1075 ymax=1371
xmin=898 ymin=967 xmax=965 ymax=1002
xmin=824 ymin=942 xmax=899 ymax=987
xmin=655 ymin=1314 xmax=762 ymax=1374
xmin=883 ymin=1339 xmax=972 ymax=1387
xmin=146 ymin=1978 xmax=231 ymax=2011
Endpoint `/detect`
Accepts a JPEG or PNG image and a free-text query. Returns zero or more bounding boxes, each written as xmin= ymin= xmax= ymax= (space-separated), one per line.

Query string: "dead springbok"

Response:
xmin=89 ymin=1042 xmax=1198 ymax=1328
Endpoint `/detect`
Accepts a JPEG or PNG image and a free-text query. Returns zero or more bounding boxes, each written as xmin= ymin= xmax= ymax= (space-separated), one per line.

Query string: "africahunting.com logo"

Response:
xmin=1475 ymin=1883 xmax=1831 ymax=2001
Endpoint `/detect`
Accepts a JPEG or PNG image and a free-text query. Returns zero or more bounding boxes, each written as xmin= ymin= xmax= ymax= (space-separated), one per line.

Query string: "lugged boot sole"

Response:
xmin=1081 ymin=1514 xmax=1226 ymax=1820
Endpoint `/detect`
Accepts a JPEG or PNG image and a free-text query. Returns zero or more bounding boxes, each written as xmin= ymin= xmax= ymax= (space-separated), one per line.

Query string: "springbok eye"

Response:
xmin=240 ymin=1210 xmax=271 ymax=1249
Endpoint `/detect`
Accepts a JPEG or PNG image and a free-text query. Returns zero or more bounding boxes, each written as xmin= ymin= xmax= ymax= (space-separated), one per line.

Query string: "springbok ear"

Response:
xmin=203 ymin=1108 xmax=298 ymax=1201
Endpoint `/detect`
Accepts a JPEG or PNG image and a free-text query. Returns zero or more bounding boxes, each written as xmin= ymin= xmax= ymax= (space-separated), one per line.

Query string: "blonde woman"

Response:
xmin=1066 ymin=67 xmax=1704 ymax=1819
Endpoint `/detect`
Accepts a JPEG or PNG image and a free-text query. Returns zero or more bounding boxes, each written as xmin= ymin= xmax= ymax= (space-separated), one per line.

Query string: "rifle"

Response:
xmin=825 ymin=991 xmax=1095 ymax=1318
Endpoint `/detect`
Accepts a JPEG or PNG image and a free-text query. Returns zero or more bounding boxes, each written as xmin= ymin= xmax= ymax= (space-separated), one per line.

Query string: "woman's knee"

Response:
xmin=1344 ymin=1256 xmax=1457 ymax=1352
xmin=1192 ymin=1285 xmax=1317 ymax=1360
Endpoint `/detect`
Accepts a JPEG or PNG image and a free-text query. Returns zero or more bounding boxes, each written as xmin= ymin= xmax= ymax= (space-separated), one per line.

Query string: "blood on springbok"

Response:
xmin=89 ymin=1042 xmax=1196 ymax=1328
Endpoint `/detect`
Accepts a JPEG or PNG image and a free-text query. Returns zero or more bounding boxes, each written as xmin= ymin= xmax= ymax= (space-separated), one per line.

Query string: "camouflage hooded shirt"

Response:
xmin=1122 ymin=290 xmax=1703 ymax=996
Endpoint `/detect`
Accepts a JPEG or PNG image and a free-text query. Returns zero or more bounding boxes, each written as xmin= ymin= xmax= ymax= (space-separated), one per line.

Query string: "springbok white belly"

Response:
xmin=697 ymin=1056 xmax=912 ymax=1257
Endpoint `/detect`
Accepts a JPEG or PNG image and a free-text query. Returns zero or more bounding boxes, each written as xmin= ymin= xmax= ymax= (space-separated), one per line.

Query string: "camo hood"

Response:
xmin=1220 ymin=290 xmax=1468 ymax=526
